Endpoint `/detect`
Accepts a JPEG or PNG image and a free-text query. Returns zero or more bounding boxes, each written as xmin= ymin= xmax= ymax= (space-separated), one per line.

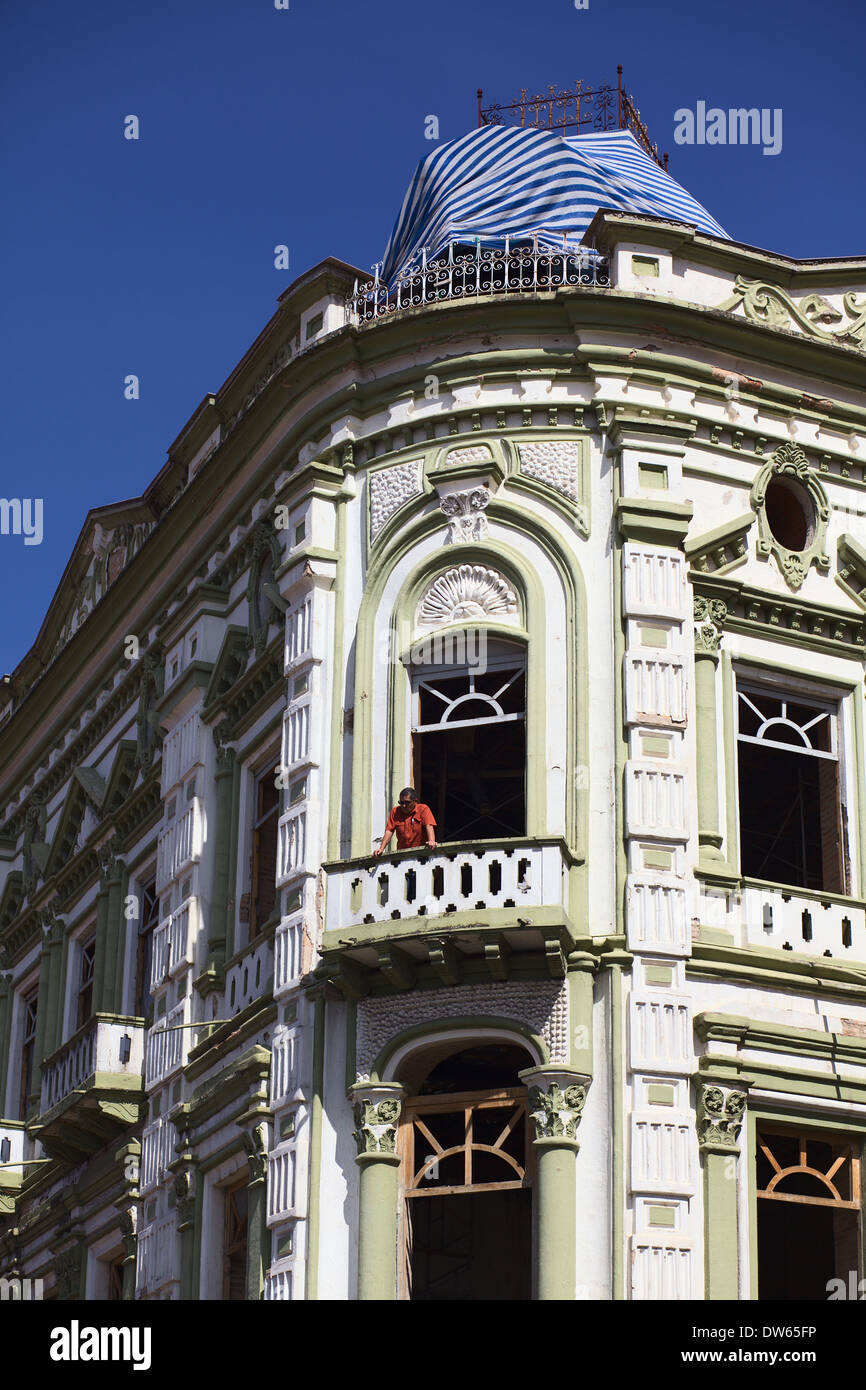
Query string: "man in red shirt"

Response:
xmin=373 ymin=787 xmax=437 ymax=856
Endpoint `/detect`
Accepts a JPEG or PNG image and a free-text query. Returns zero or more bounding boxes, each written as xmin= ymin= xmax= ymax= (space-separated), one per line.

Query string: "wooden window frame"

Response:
xmin=135 ymin=877 xmax=160 ymax=1020
xmin=398 ymin=1086 xmax=533 ymax=1300
xmin=249 ymin=761 xmax=280 ymax=941
xmin=222 ymin=1176 xmax=249 ymax=1301
xmin=76 ymin=938 xmax=96 ymax=1031
xmin=18 ymin=990 xmax=38 ymax=1120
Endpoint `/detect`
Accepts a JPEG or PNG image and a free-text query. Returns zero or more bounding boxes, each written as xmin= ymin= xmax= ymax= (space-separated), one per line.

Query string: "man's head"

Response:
xmin=398 ymin=787 xmax=418 ymax=809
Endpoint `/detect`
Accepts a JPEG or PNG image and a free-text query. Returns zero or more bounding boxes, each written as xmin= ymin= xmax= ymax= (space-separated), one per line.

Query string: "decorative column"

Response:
xmin=118 ymin=1207 xmax=138 ymax=1301
xmin=520 ymin=1067 xmax=590 ymax=1301
xmin=242 ymin=1123 xmax=269 ymax=1301
xmin=93 ymin=840 xmax=123 ymax=1015
xmin=349 ymin=1082 xmax=405 ymax=1301
xmin=174 ymin=1169 xmax=198 ymax=1301
xmin=693 ymin=597 xmax=728 ymax=870
xmin=696 ymin=1079 xmax=748 ymax=1300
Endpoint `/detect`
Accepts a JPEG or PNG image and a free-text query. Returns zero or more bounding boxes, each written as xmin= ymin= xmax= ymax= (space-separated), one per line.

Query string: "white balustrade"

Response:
xmin=145 ymin=998 xmax=189 ymax=1088
xmin=137 ymin=1215 xmax=178 ymax=1296
xmin=156 ymin=799 xmax=203 ymax=893
xmin=140 ymin=1115 xmax=175 ymax=1194
xmin=41 ymin=1017 xmax=145 ymax=1113
xmin=325 ymin=840 xmax=566 ymax=932
xmin=160 ymin=708 xmax=202 ymax=795
xmin=226 ymin=936 xmax=273 ymax=1015
xmin=699 ymin=880 xmax=866 ymax=961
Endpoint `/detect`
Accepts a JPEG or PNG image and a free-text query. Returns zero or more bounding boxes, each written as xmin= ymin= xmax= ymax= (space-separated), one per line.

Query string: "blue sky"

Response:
xmin=1 ymin=0 xmax=863 ymax=673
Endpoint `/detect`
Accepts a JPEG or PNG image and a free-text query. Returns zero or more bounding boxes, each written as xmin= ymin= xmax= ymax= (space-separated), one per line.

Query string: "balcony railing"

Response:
xmin=324 ymin=838 xmax=569 ymax=933
xmin=150 ymin=897 xmax=198 ymax=993
xmin=347 ymin=241 xmax=610 ymax=325
xmin=41 ymin=1015 xmax=146 ymax=1114
xmin=699 ymin=879 xmax=866 ymax=962
xmin=225 ymin=932 xmax=274 ymax=1015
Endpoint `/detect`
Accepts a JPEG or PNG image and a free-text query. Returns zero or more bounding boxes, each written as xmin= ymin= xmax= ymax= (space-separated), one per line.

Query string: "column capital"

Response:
xmin=520 ymin=1067 xmax=591 ymax=1148
xmin=349 ymin=1082 xmax=405 ymax=1164
xmin=696 ymin=1079 xmax=749 ymax=1155
xmin=693 ymin=596 xmax=728 ymax=656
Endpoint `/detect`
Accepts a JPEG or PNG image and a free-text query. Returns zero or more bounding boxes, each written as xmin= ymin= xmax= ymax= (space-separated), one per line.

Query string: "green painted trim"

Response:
xmin=323 ymin=899 xmax=574 ymax=955
xmin=305 ymin=991 xmax=325 ymax=1301
xmin=112 ymin=866 xmax=130 ymax=1013
xmin=226 ymin=756 xmax=241 ymax=961
xmin=697 ymin=1010 xmax=866 ymax=1066
xmin=611 ymin=467 xmax=628 ymax=944
xmin=371 ymin=1014 xmax=548 ymax=1083
xmin=614 ymin=496 xmax=694 ymax=546
xmin=608 ymin=959 xmax=626 ymax=1301
xmin=535 ymin=1140 xmax=577 ymax=1299
xmin=355 ymin=1153 xmax=400 ymax=1300
xmin=720 ymin=650 xmax=738 ymax=869
xmin=327 ymin=491 xmax=348 ymax=862
xmin=853 ymin=686 xmax=866 ymax=894
xmin=191 ymin=1176 xmax=204 ymax=1300
xmin=703 ymin=1148 xmax=740 ymax=1300
xmin=746 ymin=1109 xmax=758 ymax=1300
xmin=689 ymin=941 xmax=866 ymax=999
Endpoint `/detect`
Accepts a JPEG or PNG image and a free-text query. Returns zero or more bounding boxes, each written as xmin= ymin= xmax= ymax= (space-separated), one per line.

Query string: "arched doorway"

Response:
xmin=397 ymin=1042 xmax=534 ymax=1300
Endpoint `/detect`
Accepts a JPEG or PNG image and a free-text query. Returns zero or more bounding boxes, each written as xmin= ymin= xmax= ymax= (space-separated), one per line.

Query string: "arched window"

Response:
xmin=410 ymin=636 xmax=526 ymax=842
xmin=398 ymin=1043 xmax=533 ymax=1301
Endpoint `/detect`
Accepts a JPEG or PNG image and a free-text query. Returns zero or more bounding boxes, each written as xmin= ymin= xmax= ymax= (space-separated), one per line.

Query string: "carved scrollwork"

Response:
xmin=720 ymin=276 xmax=866 ymax=350
xmin=697 ymin=1083 xmax=747 ymax=1151
xmin=439 ymin=486 xmax=491 ymax=543
xmin=694 ymin=596 xmax=728 ymax=652
xmin=750 ymin=443 xmax=831 ymax=591
xmin=352 ymin=1096 xmax=402 ymax=1156
xmin=527 ymin=1080 xmax=587 ymax=1141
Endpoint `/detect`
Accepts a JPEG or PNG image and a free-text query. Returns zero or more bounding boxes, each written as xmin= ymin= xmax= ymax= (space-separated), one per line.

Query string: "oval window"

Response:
xmin=765 ymin=476 xmax=814 ymax=552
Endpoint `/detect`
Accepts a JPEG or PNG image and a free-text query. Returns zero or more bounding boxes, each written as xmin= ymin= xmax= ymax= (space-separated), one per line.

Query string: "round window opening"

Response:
xmin=764 ymin=475 xmax=814 ymax=553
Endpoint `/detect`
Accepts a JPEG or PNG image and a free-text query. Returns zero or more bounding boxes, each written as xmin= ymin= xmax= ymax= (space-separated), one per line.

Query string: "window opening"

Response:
xmin=737 ymin=686 xmax=845 ymax=893
xmin=250 ymin=763 xmax=279 ymax=939
xmin=18 ymin=991 xmax=38 ymax=1120
xmin=136 ymin=878 xmax=160 ymax=1019
xmin=756 ymin=1126 xmax=860 ymax=1300
xmin=764 ymin=476 xmax=814 ymax=553
xmin=411 ymin=642 xmax=526 ymax=842
xmin=77 ymin=938 xmax=96 ymax=1031
xmin=107 ymin=1256 xmax=125 ymax=1301
xmin=222 ymin=1179 xmax=249 ymax=1300
xmin=400 ymin=1044 xmax=532 ymax=1301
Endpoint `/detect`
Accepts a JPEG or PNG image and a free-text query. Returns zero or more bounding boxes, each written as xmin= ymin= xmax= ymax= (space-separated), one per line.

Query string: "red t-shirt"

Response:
xmin=384 ymin=803 xmax=436 ymax=850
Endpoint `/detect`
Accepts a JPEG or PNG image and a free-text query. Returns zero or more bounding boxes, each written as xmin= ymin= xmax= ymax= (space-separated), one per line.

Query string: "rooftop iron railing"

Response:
xmin=346 ymin=239 xmax=610 ymax=325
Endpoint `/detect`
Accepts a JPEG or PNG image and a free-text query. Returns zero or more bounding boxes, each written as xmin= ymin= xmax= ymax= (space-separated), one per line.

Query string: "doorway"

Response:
xmin=399 ymin=1043 xmax=533 ymax=1300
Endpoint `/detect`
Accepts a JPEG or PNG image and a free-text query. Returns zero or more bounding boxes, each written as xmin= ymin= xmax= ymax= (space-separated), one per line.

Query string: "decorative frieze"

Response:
xmin=355 ymin=980 xmax=568 ymax=1080
xmin=719 ymin=275 xmax=866 ymax=351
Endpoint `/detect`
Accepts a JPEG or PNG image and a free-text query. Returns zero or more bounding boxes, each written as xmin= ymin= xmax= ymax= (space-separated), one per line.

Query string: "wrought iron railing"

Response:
xmin=347 ymin=241 xmax=610 ymax=325
xmin=477 ymin=69 xmax=669 ymax=170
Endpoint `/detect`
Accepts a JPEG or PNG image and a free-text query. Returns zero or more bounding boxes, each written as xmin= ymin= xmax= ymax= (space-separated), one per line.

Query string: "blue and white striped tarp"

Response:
xmin=380 ymin=124 xmax=728 ymax=284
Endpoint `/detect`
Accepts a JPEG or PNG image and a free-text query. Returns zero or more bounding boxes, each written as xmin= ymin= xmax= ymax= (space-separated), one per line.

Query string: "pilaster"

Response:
xmin=349 ymin=1081 xmax=404 ymax=1301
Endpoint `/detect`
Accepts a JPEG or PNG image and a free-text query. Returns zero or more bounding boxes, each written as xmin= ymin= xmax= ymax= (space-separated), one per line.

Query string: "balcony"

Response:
xmin=346 ymin=241 xmax=610 ymax=325
xmin=34 ymin=1015 xmax=146 ymax=1162
xmin=225 ymin=931 xmax=274 ymax=1016
xmin=319 ymin=838 xmax=577 ymax=996
xmin=697 ymin=878 xmax=866 ymax=965
xmin=0 ymin=1121 xmax=27 ymax=1201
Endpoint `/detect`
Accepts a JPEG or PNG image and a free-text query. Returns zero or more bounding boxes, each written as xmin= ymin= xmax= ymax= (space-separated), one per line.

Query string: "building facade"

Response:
xmin=1 ymin=178 xmax=866 ymax=1300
